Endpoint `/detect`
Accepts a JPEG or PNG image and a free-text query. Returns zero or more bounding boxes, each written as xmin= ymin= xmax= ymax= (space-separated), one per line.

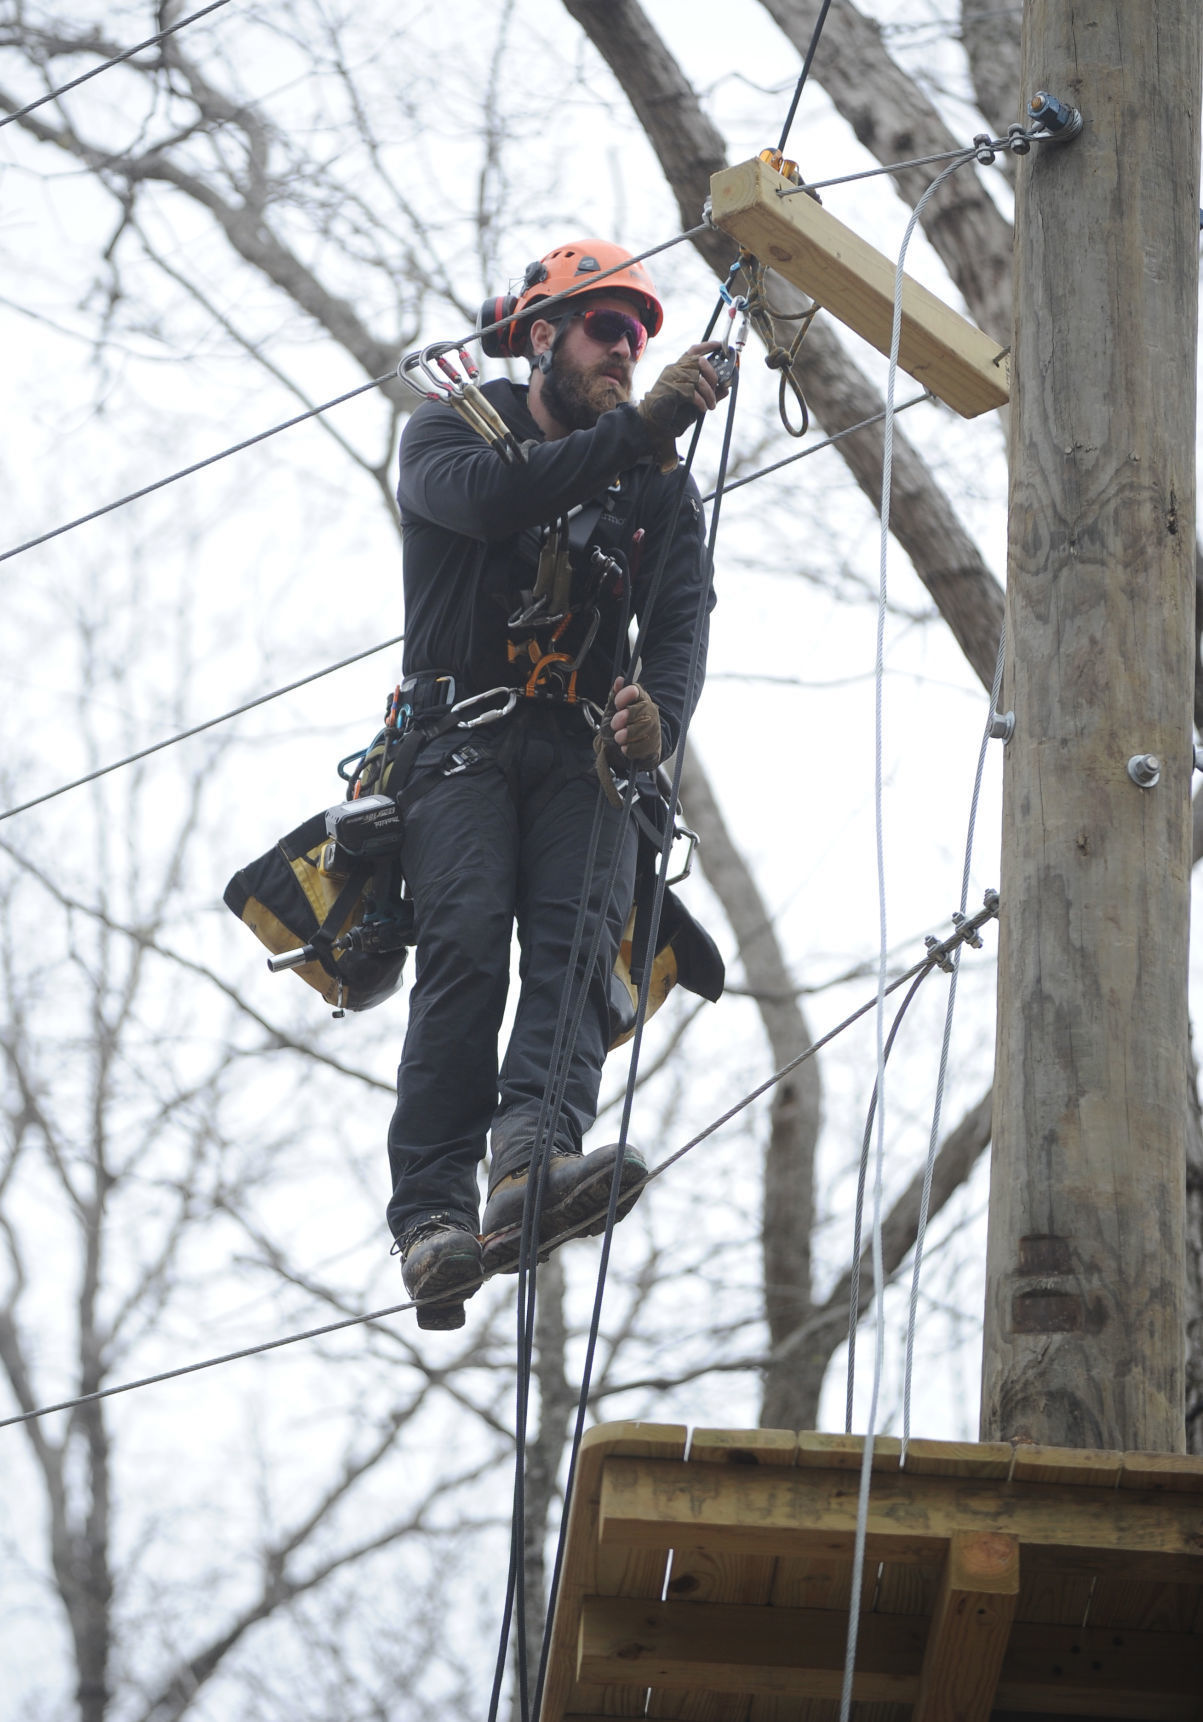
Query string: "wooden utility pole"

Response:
xmin=981 ymin=2 xmax=1202 ymax=1453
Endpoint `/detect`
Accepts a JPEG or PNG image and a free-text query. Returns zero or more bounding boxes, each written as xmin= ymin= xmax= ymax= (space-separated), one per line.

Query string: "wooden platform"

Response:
xmin=540 ymin=1424 xmax=1203 ymax=1722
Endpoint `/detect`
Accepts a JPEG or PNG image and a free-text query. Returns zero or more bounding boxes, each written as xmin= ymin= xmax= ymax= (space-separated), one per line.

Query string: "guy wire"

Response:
xmin=0 ymin=0 xmax=235 ymax=131
xmin=0 ymin=903 xmax=996 ymax=1437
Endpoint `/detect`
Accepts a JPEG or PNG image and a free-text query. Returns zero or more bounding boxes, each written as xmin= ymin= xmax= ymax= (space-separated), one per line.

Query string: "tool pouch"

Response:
xmin=608 ymin=790 xmax=725 ymax=1049
xmin=224 ymin=812 xmax=412 ymax=1012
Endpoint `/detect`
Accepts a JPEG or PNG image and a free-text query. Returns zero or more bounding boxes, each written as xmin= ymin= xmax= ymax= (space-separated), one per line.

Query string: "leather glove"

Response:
xmin=636 ymin=353 xmax=710 ymax=472
xmin=594 ymin=683 xmax=662 ymax=806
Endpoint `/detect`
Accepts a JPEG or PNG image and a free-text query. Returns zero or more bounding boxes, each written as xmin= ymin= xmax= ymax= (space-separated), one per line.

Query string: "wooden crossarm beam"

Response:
xmin=707 ymin=156 xmax=1011 ymax=418
xmin=911 ymin=1531 xmax=1019 ymax=1722
xmin=596 ymin=1457 xmax=1203 ymax=1578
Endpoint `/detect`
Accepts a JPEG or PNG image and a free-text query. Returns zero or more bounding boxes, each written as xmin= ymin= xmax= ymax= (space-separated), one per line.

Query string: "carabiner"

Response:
xmin=453 ymin=687 xmax=520 ymax=728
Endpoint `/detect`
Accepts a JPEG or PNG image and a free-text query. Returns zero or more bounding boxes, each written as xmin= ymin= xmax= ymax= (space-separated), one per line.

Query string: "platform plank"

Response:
xmin=541 ymin=1429 xmax=1203 ymax=1722
xmin=543 ymin=1422 xmax=684 ymax=1722
xmin=597 ymin=1457 xmax=1203 ymax=1577
xmin=647 ymin=1430 xmax=798 ymax=1722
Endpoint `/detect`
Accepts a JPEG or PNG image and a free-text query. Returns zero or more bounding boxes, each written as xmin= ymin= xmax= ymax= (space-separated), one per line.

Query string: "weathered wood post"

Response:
xmin=981 ymin=1 xmax=1202 ymax=1453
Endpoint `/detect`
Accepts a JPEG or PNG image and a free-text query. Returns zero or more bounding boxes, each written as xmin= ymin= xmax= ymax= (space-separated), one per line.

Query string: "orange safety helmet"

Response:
xmin=478 ymin=239 xmax=664 ymax=359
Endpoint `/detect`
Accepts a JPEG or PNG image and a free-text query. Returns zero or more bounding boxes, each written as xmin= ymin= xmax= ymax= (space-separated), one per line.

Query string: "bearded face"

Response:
xmin=539 ymin=339 xmax=634 ymax=430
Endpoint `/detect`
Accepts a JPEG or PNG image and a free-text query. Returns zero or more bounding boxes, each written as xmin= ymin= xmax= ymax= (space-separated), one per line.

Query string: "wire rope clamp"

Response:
xmin=1127 ymin=752 xmax=1161 ymax=789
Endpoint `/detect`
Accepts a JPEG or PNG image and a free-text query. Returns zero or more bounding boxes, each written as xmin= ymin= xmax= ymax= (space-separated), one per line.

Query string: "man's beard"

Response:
xmin=541 ymin=355 xmax=632 ymax=431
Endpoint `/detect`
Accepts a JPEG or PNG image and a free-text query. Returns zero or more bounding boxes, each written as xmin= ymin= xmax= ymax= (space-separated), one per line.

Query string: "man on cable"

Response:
xmin=390 ymin=239 xmax=722 ymax=1326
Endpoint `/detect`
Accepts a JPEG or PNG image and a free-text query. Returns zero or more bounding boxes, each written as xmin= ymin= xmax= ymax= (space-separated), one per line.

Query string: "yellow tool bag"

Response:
xmin=224 ymin=799 xmax=413 ymax=1014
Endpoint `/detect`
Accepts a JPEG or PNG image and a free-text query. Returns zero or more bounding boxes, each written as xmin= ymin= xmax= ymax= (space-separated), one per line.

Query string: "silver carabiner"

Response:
xmin=453 ymin=687 xmax=520 ymax=729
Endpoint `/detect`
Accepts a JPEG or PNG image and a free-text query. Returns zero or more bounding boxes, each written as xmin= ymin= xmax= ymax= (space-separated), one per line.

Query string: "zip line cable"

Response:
xmin=0 ymin=0 xmax=235 ymax=132
xmin=0 ymin=373 xmax=390 ymax=567
xmin=0 ymin=226 xmax=707 ymax=571
xmin=0 ymin=387 xmax=932 ymax=828
xmin=0 ymin=104 xmax=1016 ymax=580
xmin=703 ymin=391 xmax=930 ymax=502
xmin=0 ymin=634 xmax=406 ymax=823
xmin=0 ymin=900 xmax=997 ymax=1437
xmin=0 ymin=116 xmax=1017 ymax=573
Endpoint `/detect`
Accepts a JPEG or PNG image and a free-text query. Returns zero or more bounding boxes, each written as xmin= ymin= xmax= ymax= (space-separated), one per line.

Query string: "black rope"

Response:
xmin=534 ymin=367 xmax=742 ymax=1720
xmin=488 ymin=384 xmax=718 ymax=1722
xmin=777 ymin=0 xmax=834 ymax=155
xmin=0 ymin=0 xmax=235 ymax=132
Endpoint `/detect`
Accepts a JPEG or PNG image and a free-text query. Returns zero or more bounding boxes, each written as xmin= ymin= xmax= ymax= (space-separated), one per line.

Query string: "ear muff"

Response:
xmin=477 ymin=294 xmax=520 ymax=359
xmin=477 ymin=260 xmax=551 ymax=359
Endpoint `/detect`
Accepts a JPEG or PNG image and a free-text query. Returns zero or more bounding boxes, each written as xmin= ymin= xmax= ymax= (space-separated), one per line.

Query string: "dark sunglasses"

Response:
xmin=565 ymin=306 xmax=649 ymax=358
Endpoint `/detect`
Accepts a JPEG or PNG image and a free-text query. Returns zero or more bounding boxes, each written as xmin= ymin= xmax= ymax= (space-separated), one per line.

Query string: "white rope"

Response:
xmin=839 ymin=151 xmax=979 ymax=1722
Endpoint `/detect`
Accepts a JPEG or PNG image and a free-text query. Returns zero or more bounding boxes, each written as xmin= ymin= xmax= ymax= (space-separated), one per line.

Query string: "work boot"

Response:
xmin=398 ymin=1216 xmax=484 ymax=1330
xmin=480 ymin=1141 xmax=648 ymax=1278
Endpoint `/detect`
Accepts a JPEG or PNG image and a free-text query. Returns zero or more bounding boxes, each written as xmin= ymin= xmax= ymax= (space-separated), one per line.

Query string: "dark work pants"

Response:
xmin=385 ymin=705 xmax=638 ymax=1242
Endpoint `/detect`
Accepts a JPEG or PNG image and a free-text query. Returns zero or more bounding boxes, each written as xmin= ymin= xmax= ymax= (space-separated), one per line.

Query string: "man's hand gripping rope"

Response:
xmin=593 ymin=678 xmax=662 ymax=807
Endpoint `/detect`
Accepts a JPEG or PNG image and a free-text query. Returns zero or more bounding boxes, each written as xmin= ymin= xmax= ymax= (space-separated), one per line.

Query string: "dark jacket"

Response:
xmin=395 ymin=377 xmax=713 ymax=755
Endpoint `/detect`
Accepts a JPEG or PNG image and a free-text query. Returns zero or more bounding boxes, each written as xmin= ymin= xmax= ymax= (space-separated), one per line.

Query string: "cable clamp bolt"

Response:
xmin=951 ymin=910 xmax=983 ymax=949
xmin=924 ymin=933 xmax=956 ymax=975
xmin=990 ymin=709 xmax=1015 ymax=743
xmin=1127 ymin=752 xmax=1161 ymax=789
xmin=1028 ymin=90 xmax=1083 ymax=143
xmin=973 ymin=132 xmax=997 ymax=166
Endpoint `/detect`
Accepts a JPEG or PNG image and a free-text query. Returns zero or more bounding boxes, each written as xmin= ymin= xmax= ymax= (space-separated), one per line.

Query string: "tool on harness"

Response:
xmin=397 ymin=343 xmax=526 ymax=466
